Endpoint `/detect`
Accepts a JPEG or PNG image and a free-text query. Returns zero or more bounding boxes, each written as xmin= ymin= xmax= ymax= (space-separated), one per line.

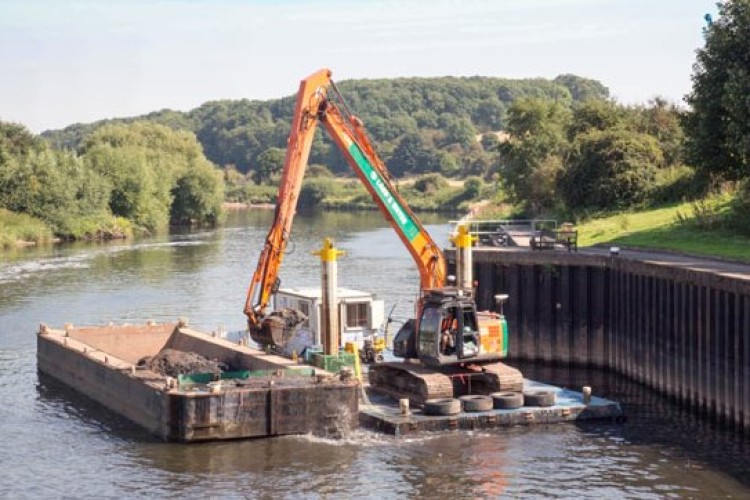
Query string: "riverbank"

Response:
xmin=472 ymin=198 xmax=750 ymax=264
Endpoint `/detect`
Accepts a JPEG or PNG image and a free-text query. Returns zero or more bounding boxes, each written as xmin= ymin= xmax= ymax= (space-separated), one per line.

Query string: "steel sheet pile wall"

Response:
xmin=460 ymin=250 xmax=750 ymax=432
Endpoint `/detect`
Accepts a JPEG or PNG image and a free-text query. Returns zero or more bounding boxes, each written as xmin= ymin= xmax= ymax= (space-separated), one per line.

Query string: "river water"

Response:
xmin=1 ymin=209 xmax=748 ymax=498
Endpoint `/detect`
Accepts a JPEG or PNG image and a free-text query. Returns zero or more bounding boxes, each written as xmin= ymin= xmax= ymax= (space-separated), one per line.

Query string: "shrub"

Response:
xmin=561 ymin=129 xmax=663 ymax=211
xmin=413 ymin=173 xmax=449 ymax=194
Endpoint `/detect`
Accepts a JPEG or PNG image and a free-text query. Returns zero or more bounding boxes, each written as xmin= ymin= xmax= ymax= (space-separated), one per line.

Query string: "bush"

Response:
xmin=561 ymin=129 xmax=663 ymax=211
xmin=413 ymin=173 xmax=449 ymax=194
xmin=307 ymin=164 xmax=333 ymax=177
xmin=298 ymin=179 xmax=336 ymax=208
xmin=0 ymin=209 xmax=54 ymax=248
xmin=650 ymin=164 xmax=700 ymax=205
xmin=727 ymin=181 xmax=750 ymax=234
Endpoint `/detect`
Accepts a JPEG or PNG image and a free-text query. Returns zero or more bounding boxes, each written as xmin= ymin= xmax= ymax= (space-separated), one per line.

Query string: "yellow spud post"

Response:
xmin=313 ymin=238 xmax=345 ymax=355
xmin=451 ymin=224 xmax=476 ymax=292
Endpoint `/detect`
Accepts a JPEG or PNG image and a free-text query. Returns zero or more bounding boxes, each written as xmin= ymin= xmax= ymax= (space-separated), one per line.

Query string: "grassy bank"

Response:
xmin=575 ymin=199 xmax=750 ymax=262
xmin=0 ymin=209 xmax=55 ymax=249
xmin=0 ymin=209 xmax=135 ymax=250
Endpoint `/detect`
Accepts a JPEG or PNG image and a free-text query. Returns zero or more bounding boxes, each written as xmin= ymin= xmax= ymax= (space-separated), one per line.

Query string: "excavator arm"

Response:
xmin=243 ymin=69 xmax=330 ymax=328
xmin=245 ymin=68 xmax=446 ymax=343
xmin=318 ymin=100 xmax=446 ymax=289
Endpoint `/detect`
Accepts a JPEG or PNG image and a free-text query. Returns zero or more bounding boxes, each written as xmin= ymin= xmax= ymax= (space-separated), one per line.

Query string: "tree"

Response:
xmin=684 ymin=0 xmax=750 ymax=183
xmin=171 ymin=159 xmax=225 ymax=226
xmin=498 ymin=98 xmax=571 ymax=214
xmin=389 ymin=133 xmax=441 ymax=177
xmin=253 ymin=147 xmax=285 ymax=184
xmin=560 ymin=129 xmax=663 ymax=210
xmin=553 ymin=74 xmax=610 ymax=101
xmin=567 ymin=99 xmax=624 ymax=140
xmin=82 ymin=122 xmax=224 ymax=230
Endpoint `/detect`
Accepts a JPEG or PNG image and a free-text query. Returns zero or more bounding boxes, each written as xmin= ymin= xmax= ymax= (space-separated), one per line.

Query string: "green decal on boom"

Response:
xmin=349 ymin=143 xmax=420 ymax=241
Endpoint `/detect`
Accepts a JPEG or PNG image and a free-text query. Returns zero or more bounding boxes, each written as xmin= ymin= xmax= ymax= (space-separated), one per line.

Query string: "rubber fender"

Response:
xmin=424 ymin=398 xmax=461 ymax=416
xmin=459 ymin=395 xmax=494 ymax=412
xmin=491 ymin=391 xmax=524 ymax=409
xmin=523 ymin=390 xmax=556 ymax=407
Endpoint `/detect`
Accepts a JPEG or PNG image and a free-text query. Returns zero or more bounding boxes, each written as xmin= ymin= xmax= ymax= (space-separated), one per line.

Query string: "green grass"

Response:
xmin=0 ymin=209 xmax=55 ymax=248
xmin=576 ymin=198 xmax=750 ymax=262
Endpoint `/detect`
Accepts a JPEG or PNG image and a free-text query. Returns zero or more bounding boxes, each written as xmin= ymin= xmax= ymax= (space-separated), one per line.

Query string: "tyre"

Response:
xmin=424 ymin=398 xmax=461 ymax=416
xmin=491 ymin=391 xmax=524 ymax=410
xmin=459 ymin=395 xmax=494 ymax=412
xmin=523 ymin=390 xmax=556 ymax=407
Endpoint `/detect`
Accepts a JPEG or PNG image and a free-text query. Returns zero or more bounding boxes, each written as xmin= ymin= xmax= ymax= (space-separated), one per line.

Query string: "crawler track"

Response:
xmin=368 ymin=361 xmax=524 ymax=406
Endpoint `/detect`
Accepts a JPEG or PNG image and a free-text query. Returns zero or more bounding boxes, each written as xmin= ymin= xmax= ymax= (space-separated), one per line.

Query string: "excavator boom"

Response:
xmin=244 ymin=69 xmax=330 ymax=328
xmin=245 ymin=68 xmax=446 ymax=338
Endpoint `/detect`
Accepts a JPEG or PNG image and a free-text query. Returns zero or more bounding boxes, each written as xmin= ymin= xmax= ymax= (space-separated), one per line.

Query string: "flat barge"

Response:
xmin=360 ymin=380 xmax=623 ymax=436
xmin=37 ymin=322 xmax=359 ymax=442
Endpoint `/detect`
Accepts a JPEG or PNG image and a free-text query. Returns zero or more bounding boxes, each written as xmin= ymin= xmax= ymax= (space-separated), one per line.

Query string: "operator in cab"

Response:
xmin=440 ymin=311 xmax=458 ymax=355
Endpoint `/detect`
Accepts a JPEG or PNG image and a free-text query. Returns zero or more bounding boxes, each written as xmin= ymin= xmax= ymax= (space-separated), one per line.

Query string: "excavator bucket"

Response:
xmin=249 ymin=308 xmax=307 ymax=348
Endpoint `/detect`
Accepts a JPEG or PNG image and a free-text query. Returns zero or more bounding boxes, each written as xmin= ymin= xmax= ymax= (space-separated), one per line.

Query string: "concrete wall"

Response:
xmin=456 ymin=249 xmax=750 ymax=433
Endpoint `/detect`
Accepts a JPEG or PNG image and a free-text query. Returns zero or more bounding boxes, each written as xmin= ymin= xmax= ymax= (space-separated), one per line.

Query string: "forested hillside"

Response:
xmin=42 ymin=74 xmax=609 ymax=180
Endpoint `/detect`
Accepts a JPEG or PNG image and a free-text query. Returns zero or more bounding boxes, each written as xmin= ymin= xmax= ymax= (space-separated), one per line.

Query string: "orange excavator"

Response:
xmin=244 ymin=68 xmax=522 ymax=403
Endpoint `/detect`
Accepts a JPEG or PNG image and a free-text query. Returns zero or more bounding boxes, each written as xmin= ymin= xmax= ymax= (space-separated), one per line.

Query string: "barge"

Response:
xmin=36 ymin=322 xmax=359 ymax=442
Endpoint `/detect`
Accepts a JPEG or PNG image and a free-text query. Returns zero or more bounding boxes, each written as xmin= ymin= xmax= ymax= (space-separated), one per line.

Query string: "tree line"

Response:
xmin=0 ymin=121 xmax=224 ymax=240
xmin=42 ymin=73 xmax=608 ymax=184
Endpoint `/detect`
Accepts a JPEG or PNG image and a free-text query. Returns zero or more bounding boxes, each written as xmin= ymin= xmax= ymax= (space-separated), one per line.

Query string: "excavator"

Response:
xmin=244 ymin=68 xmax=523 ymax=404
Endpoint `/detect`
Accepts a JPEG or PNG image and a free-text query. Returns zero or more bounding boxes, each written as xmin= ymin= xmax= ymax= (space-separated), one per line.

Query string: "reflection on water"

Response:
xmin=1 ymin=209 xmax=749 ymax=497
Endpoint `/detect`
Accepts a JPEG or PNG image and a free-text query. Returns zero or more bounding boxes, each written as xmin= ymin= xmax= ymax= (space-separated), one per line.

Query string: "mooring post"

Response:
xmin=314 ymin=238 xmax=345 ymax=356
xmin=451 ymin=224 xmax=476 ymax=292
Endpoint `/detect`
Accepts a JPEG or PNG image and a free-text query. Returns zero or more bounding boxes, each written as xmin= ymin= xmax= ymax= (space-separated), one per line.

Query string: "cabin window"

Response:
xmin=418 ymin=306 xmax=442 ymax=356
xmin=345 ymin=302 xmax=368 ymax=328
xmin=298 ymin=301 xmax=310 ymax=328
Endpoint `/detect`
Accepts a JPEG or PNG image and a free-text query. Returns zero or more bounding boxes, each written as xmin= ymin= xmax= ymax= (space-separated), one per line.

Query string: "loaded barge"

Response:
xmin=36 ymin=322 xmax=359 ymax=441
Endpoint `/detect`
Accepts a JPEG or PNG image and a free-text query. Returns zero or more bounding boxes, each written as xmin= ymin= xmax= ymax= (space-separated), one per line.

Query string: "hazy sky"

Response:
xmin=1 ymin=0 xmax=717 ymax=132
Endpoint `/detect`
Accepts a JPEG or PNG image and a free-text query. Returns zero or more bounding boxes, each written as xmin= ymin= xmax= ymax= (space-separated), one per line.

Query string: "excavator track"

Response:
xmin=368 ymin=361 xmax=524 ymax=406
xmin=368 ymin=362 xmax=454 ymax=406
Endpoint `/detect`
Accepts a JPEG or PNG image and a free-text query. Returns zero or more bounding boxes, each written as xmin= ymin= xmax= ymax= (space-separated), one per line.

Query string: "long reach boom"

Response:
xmin=244 ymin=68 xmax=446 ymax=336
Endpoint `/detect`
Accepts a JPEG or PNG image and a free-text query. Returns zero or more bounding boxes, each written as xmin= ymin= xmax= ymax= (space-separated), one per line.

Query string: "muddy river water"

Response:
xmin=1 ymin=209 xmax=748 ymax=498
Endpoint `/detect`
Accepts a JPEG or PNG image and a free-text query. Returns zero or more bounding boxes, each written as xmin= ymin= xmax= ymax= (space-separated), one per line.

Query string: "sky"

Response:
xmin=0 ymin=0 xmax=718 ymax=133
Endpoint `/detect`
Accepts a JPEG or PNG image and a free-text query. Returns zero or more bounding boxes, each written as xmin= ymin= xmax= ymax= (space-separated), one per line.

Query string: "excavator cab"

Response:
xmin=404 ymin=290 xmax=490 ymax=367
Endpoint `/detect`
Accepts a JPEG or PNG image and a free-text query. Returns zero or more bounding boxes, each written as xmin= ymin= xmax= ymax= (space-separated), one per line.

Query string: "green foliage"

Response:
xmin=388 ymin=133 xmax=441 ymax=177
xmin=561 ymin=129 xmax=663 ymax=210
xmin=684 ymin=0 xmax=750 ymax=183
xmin=243 ymin=183 xmax=278 ymax=204
xmin=727 ymin=181 xmax=750 ymax=233
xmin=0 ymin=121 xmax=46 ymax=160
xmin=633 ymin=98 xmax=685 ymax=166
xmin=170 ymin=159 xmax=225 ymax=226
xmin=567 ymin=99 xmax=625 ymax=140
xmin=82 ymin=122 xmax=224 ymax=229
xmin=43 ymin=74 xmax=607 ymax=183
xmin=413 ymin=173 xmax=449 ymax=194
xmin=499 ymin=98 xmax=571 ymax=214
xmin=253 ymin=147 xmax=285 ymax=184
xmin=650 ymin=165 xmax=700 ymax=204
xmin=553 ymin=74 xmax=610 ymax=101
xmin=307 ymin=164 xmax=333 ymax=177
xmin=223 ymin=166 xmax=249 ymax=202
xmin=298 ymin=179 xmax=336 ymax=208
xmin=0 ymin=208 xmax=54 ymax=248
xmin=0 ymin=145 xmax=112 ymax=233
xmin=0 ymin=120 xmax=223 ymax=244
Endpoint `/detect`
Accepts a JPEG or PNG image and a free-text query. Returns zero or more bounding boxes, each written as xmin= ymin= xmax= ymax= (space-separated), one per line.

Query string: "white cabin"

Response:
xmin=274 ymin=287 xmax=384 ymax=355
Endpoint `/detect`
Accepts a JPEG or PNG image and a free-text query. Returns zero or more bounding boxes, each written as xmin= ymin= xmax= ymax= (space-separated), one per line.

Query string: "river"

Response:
xmin=1 ymin=209 xmax=748 ymax=498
